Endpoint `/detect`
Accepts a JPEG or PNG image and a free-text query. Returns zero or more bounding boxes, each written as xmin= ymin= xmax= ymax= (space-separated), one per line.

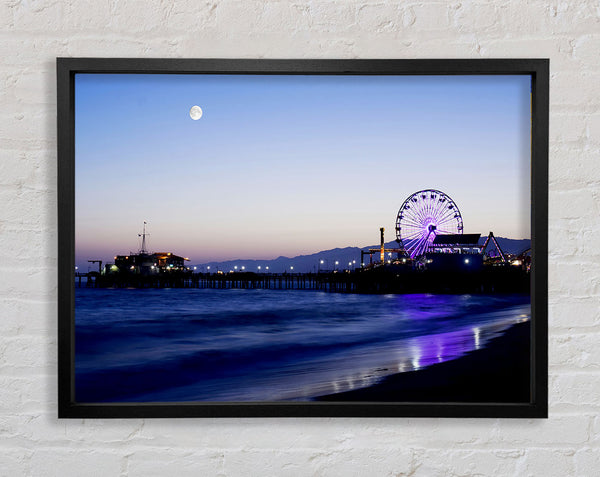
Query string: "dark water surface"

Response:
xmin=75 ymin=288 xmax=530 ymax=402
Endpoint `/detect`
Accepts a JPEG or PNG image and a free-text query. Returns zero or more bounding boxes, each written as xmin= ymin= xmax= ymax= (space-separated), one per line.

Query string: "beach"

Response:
xmin=316 ymin=320 xmax=531 ymax=403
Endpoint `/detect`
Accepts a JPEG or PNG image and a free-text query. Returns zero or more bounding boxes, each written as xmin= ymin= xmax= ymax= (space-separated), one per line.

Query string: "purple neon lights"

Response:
xmin=395 ymin=189 xmax=464 ymax=258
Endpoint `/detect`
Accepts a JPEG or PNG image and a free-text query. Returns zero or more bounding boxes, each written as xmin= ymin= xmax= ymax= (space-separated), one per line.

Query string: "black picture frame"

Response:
xmin=57 ymin=58 xmax=548 ymax=418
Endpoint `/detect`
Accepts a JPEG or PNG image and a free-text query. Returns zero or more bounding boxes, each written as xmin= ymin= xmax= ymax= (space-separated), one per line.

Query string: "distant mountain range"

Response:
xmin=193 ymin=236 xmax=531 ymax=274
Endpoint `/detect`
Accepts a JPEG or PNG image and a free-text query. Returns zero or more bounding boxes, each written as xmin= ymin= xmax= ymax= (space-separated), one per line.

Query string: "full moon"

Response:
xmin=189 ymin=105 xmax=203 ymax=120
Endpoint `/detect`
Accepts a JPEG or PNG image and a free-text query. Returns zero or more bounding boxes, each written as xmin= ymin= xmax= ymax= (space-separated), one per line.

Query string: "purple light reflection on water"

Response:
xmin=75 ymin=289 xmax=530 ymax=402
xmin=309 ymin=320 xmax=527 ymax=400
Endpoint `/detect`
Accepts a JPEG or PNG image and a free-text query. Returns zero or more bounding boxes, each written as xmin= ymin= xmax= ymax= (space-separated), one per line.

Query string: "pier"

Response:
xmin=76 ymin=264 xmax=529 ymax=294
xmin=76 ymin=271 xmax=358 ymax=292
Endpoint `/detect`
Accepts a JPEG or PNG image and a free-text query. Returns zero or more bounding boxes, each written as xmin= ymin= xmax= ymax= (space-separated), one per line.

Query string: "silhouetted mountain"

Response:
xmin=194 ymin=236 xmax=531 ymax=274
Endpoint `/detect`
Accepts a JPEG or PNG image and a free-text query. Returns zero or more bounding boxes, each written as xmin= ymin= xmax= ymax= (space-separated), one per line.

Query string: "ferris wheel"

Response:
xmin=395 ymin=189 xmax=464 ymax=258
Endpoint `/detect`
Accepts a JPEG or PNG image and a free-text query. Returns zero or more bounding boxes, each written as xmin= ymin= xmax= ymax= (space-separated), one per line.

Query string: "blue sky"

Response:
xmin=75 ymin=73 xmax=531 ymax=267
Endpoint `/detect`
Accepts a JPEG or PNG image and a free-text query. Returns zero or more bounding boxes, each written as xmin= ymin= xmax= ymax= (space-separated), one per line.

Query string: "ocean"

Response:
xmin=75 ymin=288 xmax=530 ymax=402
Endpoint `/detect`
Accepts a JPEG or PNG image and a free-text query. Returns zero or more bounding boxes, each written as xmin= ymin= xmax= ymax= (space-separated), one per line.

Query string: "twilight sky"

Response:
xmin=75 ymin=73 xmax=531 ymax=268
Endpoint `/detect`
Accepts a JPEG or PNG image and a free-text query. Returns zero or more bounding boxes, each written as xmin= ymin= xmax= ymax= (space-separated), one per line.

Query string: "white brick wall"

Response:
xmin=1 ymin=1 xmax=598 ymax=475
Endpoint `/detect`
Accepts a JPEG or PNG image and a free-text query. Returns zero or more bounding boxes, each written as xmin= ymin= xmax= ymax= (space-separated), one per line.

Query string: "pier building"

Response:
xmin=424 ymin=234 xmax=483 ymax=271
xmin=105 ymin=222 xmax=190 ymax=276
xmin=111 ymin=251 xmax=188 ymax=275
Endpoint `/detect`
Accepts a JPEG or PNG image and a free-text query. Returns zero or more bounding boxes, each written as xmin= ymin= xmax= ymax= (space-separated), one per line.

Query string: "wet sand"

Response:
xmin=316 ymin=321 xmax=531 ymax=403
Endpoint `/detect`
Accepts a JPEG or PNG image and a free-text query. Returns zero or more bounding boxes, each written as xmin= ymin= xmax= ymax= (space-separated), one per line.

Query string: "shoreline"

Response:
xmin=315 ymin=321 xmax=531 ymax=403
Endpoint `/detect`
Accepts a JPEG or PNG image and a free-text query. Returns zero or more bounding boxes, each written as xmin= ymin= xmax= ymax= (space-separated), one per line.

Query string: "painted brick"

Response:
xmin=0 ymin=335 xmax=56 ymax=375
xmin=549 ymin=296 xmax=600 ymax=328
xmin=62 ymin=2 xmax=120 ymax=31
xmin=587 ymin=113 xmax=600 ymax=145
xmin=64 ymin=36 xmax=180 ymax=58
xmin=572 ymin=34 xmax=600 ymax=67
xmin=307 ymin=2 xmax=357 ymax=32
xmin=521 ymin=448 xmax=577 ymax=476
xmin=0 ymin=449 xmax=33 ymax=477
xmin=30 ymin=450 xmax=123 ymax=477
xmin=493 ymin=415 xmax=590 ymax=445
xmin=11 ymin=0 xmax=67 ymax=32
xmin=0 ymin=113 xmax=49 ymax=148
xmin=0 ymin=377 xmax=52 ymax=418
xmin=356 ymin=4 xmax=402 ymax=33
xmin=550 ymin=189 xmax=600 ymax=221
xmin=592 ymin=415 xmax=600 ymax=445
xmin=215 ymin=1 xmax=315 ymax=35
xmin=550 ymin=145 xmax=600 ymax=186
xmin=452 ymin=2 xmax=502 ymax=34
xmin=549 ymin=222 xmax=583 ymax=259
xmin=550 ymin=332 xmax=600 ymax=368
xmin=2 ymin=298 xmax=55 ymax=336
xmin=138 ymin=418 xmax=510 ymax=451
xmin=410 ymin=3 xmax=454 ymax=32
xmin=0 ymin=150 xmax=47 ymax=189
xmin=551 ymin=373 xmax=600 ymax=407
xmin=62 ymin=419 xmax=148 ymax=445
xmin=0 ymin=38 xmax=69 ymax=67
xmin=548 ymin=261 xmax=600 ymax=298
xmin=92 ymin=1 xmax=165 ymax=33
xmin=575 ymin=447 xmax=600 ymax=476
xmin=412 ymin=448 xmax=523 ymax=477
xmin=2 ymin=187 xmax=57 ymax=227
xmin=126 ymin=448 xmax=225 ymax=476
xmin=12 ymin=68 xmax=56 ymax=105
xmin=552 ymin=70 xmax=600 ymax=108
xmin=551 ymin=113 xmax=588 ymax=144
xmin=452 ymin=37 xmax=576 ymax=71
xmin=0 ymin=268 xmax=55 ymax=302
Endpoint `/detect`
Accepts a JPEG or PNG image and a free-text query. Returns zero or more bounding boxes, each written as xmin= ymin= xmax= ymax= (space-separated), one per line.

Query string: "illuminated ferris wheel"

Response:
xmin=395 ymin=189 xmax=464 ymax=258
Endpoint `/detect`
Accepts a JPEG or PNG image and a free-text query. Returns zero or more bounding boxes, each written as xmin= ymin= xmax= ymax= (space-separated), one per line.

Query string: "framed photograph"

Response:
xmin=58 ymin=58 xmax=548 ymax=418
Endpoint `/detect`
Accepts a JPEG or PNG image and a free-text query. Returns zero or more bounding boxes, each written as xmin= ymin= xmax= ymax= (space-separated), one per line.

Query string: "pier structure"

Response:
xmin=76 ymin=262 xmax=529 ymax=294
xmin=76 ymin=271 xmax=358 ymax=293
xmin=361 ymin=226 xmax=406 ymax=266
